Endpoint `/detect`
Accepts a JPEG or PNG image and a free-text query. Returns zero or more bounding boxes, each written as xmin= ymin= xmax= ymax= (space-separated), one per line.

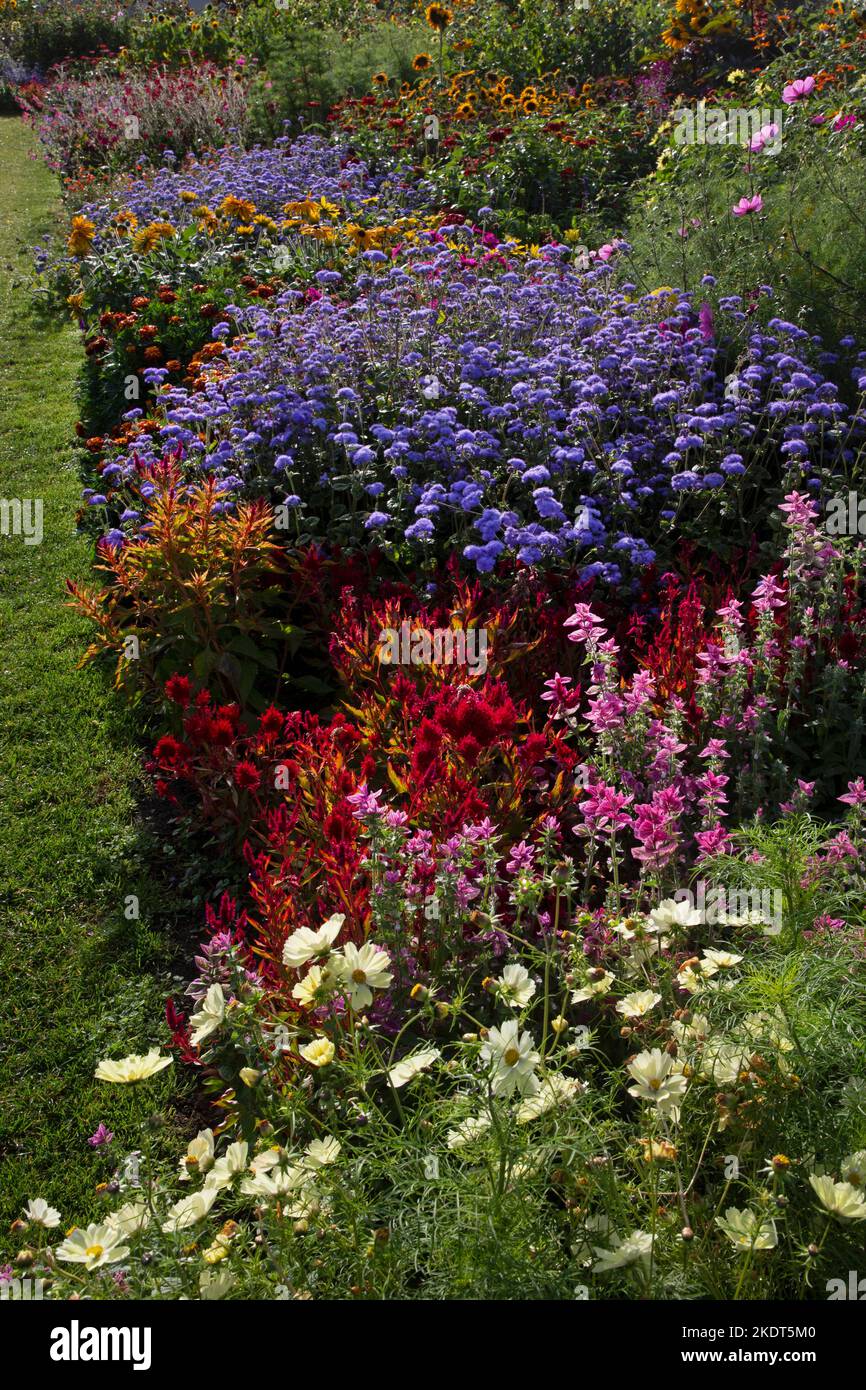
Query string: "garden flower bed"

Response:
xmin=4 ymin=0 xmax=866 ymax=1314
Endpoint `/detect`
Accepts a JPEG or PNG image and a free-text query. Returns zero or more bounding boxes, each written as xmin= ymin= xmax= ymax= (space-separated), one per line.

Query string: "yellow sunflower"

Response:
xmin=413 ymin=53 xmax=433 ymax=71
xmin=219 ymin=195 xmax=256 ymax=222
xmin=132 ymin=222 xmax=176 ymax=255
xmin=67 ymin=215 xmax=95 ymax=258
xmin=425 ymin=4 xmax=453 ymax=31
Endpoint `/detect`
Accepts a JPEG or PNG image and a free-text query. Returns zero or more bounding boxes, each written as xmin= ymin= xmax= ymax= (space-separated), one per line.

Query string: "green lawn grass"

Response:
xmin=0 ymin=117 xmax=184 ymax=1255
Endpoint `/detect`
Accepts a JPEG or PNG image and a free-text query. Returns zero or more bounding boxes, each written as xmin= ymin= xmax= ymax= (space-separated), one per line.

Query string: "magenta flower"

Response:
xmin=576 ymin=783 xmax=634 ymax=835
xmin=782 ymin=75 xmax=816 ymax=104
xmin=506 ymin=840 xmax=535 ymax=873
xmin=732 ymin=194 xmax=764 ymax=217
xmin=695 ymin=825 xmax=733 ymax=858
xmin=88 ymin=1123 xmax=114 ymax=1148
xmin=698 ymin=301 xmax=714 ymax=340
xmin=839 ymin=778 xmax=866 ymax=807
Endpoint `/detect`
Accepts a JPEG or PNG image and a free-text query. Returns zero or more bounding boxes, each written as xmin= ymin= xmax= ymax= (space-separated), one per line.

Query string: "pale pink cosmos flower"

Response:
xmin=749 ymin=122 xmax=779 ymax=153
xmin=733 ymin=194 xmax=764 ymax=217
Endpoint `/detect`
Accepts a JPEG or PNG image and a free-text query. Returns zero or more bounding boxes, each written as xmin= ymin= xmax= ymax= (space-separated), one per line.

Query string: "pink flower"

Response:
xmin=752 ymin=573 xmax=786 ymax=613
xmin=564 ymin=603 xmax=606 ymax=646
xmin=782 ymin=75 xmax=816 ymax=104
xmin=88 ymin=1123 xmax=114 ymax=1148
xmin=749 ymin=122 xmax=779 ymax=153
xmin=585 ymin=691 xmax=626 ymax=734
xmin=779 ymin=490 xmax=818 ymax=527
xmin=833 ymin=113 xmax=857 ymax=132
xmin=839 ymin=778 xmax=866 ymax=807
xmin=346 ymin=782 xmax=385 ymax=817
xmin=732 ymin=194 xmax=764 ymax=217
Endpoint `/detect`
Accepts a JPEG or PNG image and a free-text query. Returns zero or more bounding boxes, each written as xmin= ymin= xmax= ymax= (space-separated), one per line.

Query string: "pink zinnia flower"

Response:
xmin=782 ymin=75 xmax=816 ymax=104
xmin=732 ymin=194 xmax=763 ymax=217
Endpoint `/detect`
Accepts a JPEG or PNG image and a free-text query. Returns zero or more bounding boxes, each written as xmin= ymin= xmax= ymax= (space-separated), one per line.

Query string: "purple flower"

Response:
xmin=88 ymin=1123 xmax=114 ymax=1148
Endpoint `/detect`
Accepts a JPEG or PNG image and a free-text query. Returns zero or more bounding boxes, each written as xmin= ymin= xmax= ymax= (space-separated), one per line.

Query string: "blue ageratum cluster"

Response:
xmin=75 ymin=135 xmax=418 ymax=249
xmin=86 ymin=144 xmax=866 ymax=579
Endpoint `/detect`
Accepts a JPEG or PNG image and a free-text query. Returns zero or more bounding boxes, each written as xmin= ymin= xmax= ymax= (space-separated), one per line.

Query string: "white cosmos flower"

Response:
xmin=841 ymin=1151 xmax=866 ymax=1188
xmin=809 ymin=1174 xmax=866 ymax=1221
xmin=388 ymin=1047 xmax=441 ymax=1089
xmin=670 ymin=1013 xmax=711 ymax=1047
xmin=516 ymin=1073 xmax=582 ymax=1122
xmin=571 ymin=970 xmax=614 ymax=1004
xmin=249 ymin=1147 xmax=282 ymax=1175
xmin=446 ymin=1115 xmax=491 ymax=1150
xmin=107 ymin=1199 xmax=151 ymax=1237
xmin=56 ymin=1223 xmax=129 ymax=1270
xmin=677 ymin=964 xmax=707 ymax=994
xmin=241 ymin=1163 xmax=309 ymax=1201
xmin=189 ymin=984 xmax=226 ymax=1047
xmin=94 ymin=1049 xmax=172 ymax=1083
xmin=626 ymin=1048 xmax=688 ymax=1109
xmin=162 ymin=1185 xmax=220 ymax=1232
xmin=282 ymin=914 xmax=345 ymax=969
xmin=303 ymin=1136 xmax=341 ymax=1169
xmin=22 ymin=1197 xmax=60 ymax=1229
xmin=332 ymin=941 xmax=392 ymax=1011
xmin=178 ymin=1128 xmax=215 ymax=1182
xmin=698 ymin=1041 xmax=750 ymax=1086
xmin=592 ymin=1230 xmax=653 ymax=1273
xmin=292 ymin=963 xmax=338 ymax=1008
xmin=200 ymin=1269 xmax=237 ymax=1300
xmin=299 ymin=1036 xmax=335 ymax=1067
xmin=616 ymin=989 xmax=662 ymax=1019
xmin=496 ymin=963 xmax=536 ymax=1009
xmin=701 ymin=947 xmax=743 ymax=971
xmin=742 ymin=1010 xmax=794 ymax=1053
xmin=204 ymin=1141 xmax=249 ymax=1192
xmin=648 ymin=898 xmax=703 ymax=933
xmin=480 ymin=1019 xmax=540 ymax=1098
xmin=715 ymin=1207 xmax=778 ymax=1250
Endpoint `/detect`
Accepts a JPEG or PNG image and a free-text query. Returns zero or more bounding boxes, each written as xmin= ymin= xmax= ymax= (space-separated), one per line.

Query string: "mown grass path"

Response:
xmin=0 ymin=117 xmax=177 ymax=1252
